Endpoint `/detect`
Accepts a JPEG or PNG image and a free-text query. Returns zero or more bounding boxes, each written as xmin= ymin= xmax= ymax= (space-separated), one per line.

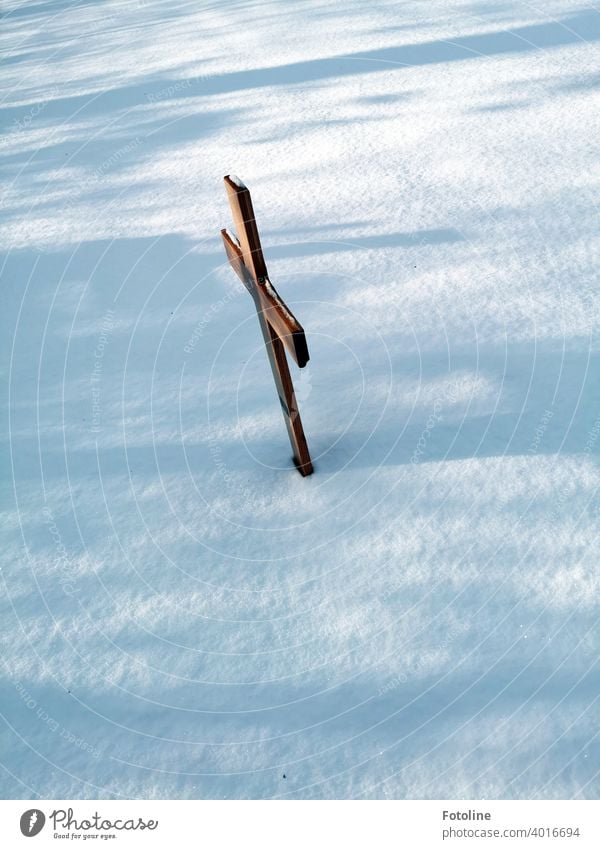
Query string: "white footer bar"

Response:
xmin=0 ymin=800 xmax=597 ymax=848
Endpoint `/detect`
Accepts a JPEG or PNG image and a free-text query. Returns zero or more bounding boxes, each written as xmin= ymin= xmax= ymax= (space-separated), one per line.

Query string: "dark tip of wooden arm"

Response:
xmin=256 ymin=278 xmax=309 ymax=368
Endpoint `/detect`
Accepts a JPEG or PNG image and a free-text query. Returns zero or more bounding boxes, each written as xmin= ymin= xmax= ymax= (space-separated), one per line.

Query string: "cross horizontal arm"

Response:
xmin=220 ymin=206 xmax=310 ymax=368
xmin=256 ymin=277 xmax=309 ymax=369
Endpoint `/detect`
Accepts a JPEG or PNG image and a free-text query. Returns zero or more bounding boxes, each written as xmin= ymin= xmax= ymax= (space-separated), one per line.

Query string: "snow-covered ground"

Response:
xmin=1 ymin=0 xmax=599 ymax=799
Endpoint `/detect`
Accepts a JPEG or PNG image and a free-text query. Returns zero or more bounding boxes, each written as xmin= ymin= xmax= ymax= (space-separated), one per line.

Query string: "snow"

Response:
xmin=224 ymin=229 xmax=241 ymax=249
xmin=1 ymin=0 xmax=599 ymax=800
xmin=227 ymin=174 xmax=247 ymax=189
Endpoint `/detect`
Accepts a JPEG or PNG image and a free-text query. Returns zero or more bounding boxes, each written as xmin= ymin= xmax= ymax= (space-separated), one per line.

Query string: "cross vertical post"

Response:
xmin=220 ymin=175 xmax=313 ymax=476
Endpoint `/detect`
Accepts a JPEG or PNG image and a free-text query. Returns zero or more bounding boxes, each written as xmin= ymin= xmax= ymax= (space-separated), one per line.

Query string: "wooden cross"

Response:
xmin=220 ymin=175 xmax=313 ymax=476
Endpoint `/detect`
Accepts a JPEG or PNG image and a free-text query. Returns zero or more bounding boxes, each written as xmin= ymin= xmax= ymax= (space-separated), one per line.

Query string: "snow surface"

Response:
xmin=1 ymin=0 xmax=599 ymax=800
